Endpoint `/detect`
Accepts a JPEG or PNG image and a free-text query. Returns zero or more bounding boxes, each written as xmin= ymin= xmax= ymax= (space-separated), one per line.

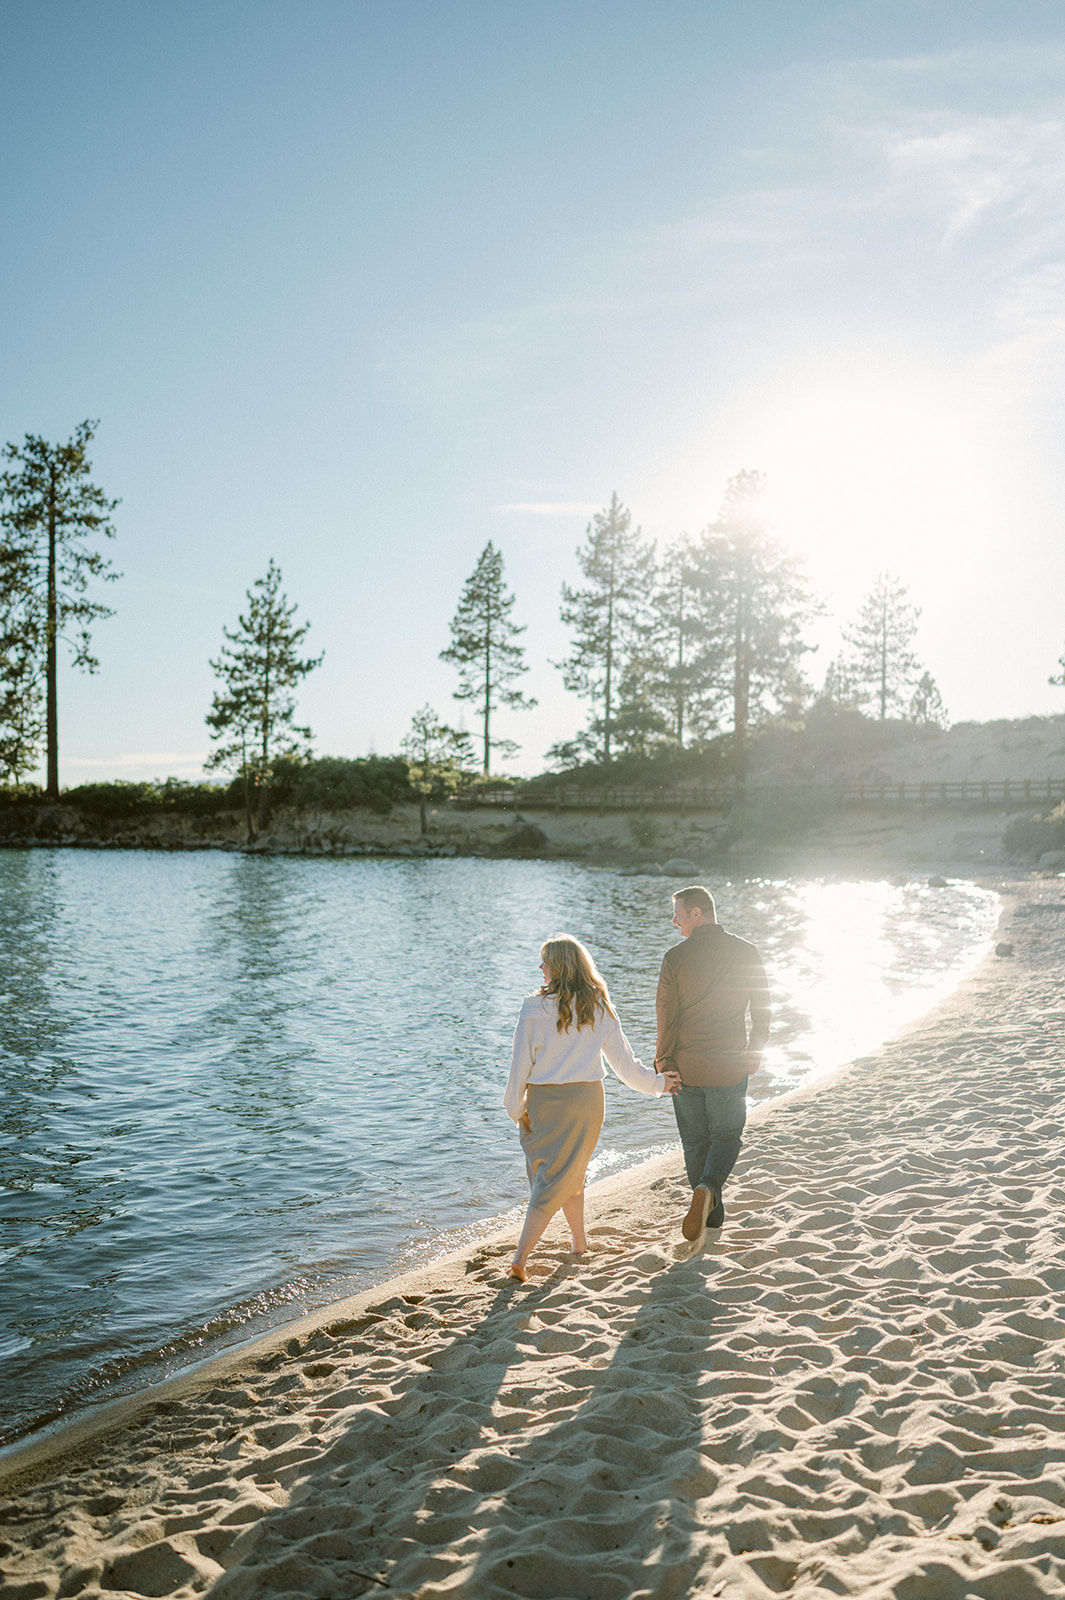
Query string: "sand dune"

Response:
xmin=2 ymin=875 xmax=1064 ymax=1599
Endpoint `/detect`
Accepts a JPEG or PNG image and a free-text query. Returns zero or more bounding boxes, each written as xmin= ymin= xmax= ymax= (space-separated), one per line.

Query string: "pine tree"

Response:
xmin=820 ymin=655 xmax=862 ymax=708
xmin=555 ymin=494 xmax=655 ymax=765
xmin=609 ymin=539 xmax=713 ymax=758
xmin=689 ymin=471 xmax=816 ymax=782
xmin=841 ymin=572 xmax=922 ymax=720
xmin=0 ymin=420 xmax=119 ymax=797
xmin=439 ymin=542 xmax=535 ymax=777
xmin=400 ymin=704 xmax=475 ymax=834
xmin=639 ymin=535 xmax=730 ymax=748
xmin=909 ymin=671 xmax=949 ymax=728
xmin=205 ymin=561 xmax=323 ymax=835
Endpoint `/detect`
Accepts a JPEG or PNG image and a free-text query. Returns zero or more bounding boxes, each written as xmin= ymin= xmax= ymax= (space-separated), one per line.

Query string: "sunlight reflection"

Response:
xmin=762 ymin=879 xmax=998 ymax=1094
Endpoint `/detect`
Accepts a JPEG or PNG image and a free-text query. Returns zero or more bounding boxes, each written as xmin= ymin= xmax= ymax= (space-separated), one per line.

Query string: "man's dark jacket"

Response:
xmin=655 ymin=921 xmax=771 ymax=1088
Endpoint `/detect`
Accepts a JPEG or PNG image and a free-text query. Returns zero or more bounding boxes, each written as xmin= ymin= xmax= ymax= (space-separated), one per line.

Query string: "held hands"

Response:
xmin=661 ymin=1070 xmax=682 ymax=1095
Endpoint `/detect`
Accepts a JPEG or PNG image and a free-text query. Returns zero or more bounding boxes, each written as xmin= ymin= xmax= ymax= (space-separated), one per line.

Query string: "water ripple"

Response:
xmin=0 ymin=850 xmax=996 ymax=1444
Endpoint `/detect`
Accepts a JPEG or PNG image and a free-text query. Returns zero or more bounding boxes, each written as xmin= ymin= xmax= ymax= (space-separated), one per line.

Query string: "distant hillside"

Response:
xmin=748 ymin=714 xmax=1065 ymax=790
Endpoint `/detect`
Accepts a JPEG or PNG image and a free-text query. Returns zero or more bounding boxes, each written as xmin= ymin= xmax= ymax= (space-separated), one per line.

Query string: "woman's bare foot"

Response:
xmin=509 ymin=1260 xmax=527 ymax=1282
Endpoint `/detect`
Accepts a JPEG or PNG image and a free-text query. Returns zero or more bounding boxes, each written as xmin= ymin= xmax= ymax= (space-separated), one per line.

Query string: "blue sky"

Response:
xmin=3 ymin=0 xmax=1065 ymax=782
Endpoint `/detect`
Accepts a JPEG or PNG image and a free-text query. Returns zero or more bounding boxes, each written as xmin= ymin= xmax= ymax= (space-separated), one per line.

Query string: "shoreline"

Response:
xmin=0 ymin=1055 xmax=889 ymax=1488
xmin=0 ymin=796 xmax=1037 ymax=874
xmin=0 ymin=873 xmax=1001 ymax=1470
xmin=3 ymin=873 xmax=1064 ymax=1598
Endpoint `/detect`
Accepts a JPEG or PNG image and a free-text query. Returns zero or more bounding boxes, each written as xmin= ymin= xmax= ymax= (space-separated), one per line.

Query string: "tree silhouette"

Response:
xmin=440 ymin=542 xmax=535 ymax=777
xmin=841 ymin=572 xmax=922 ymax=720
xmin=0 ymin=420 xmax=119 ymax=797
xmin=205 ymin=561 xmax=322 ymax=835
xmin=555 ymin=494 xmax=655 ymax=765
xmin=689 ymin=471 xmax=816 ymax=782
xmin=910 ymin=671 xmax=949 ymax=729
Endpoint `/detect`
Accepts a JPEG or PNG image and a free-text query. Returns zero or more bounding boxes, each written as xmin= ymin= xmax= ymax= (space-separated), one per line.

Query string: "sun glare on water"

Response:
xmin=763 ymin=879 xmax=999 ymax=1093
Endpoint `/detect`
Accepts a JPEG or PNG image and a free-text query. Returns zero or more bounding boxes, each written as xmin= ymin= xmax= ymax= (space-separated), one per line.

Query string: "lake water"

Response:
xmin=0 ymin=850 xmax=999 ymax=1446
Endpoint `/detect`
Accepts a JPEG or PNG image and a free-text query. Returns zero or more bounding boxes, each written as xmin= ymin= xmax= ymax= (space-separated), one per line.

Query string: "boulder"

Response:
xmin=1036 ymin=849 xmax=1065 ymax=870
xmin=507 ymin=823 xmax=549 ymax=855
xmin=662 ymin=857 xmax=701 ymax=876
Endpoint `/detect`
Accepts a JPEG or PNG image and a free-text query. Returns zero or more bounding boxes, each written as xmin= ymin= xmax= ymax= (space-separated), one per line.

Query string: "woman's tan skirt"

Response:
xmin=520 ymin=1079 xmax=605 ymax=1215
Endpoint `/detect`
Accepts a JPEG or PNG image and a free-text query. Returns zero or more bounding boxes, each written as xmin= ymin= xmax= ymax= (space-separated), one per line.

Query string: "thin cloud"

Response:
xmin=62 ymin=753 xmax=209 ymax=770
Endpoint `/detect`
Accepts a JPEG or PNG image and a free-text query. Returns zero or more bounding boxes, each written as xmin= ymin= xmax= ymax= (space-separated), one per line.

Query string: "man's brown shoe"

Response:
xmin=682 ymin=1183 xmax=717 ymax=1240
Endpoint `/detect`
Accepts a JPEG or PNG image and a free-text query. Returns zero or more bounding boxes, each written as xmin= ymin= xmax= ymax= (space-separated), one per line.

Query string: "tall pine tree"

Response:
xmin=841 ymin=571 xmax=922 ymax=720
xmin=439 ymin=542 xmax=535 ymax=777
xmin=634 ymin=535 xmax=729 ymax=750
xmin=690 ymin=471 xmax=816 ymax=782
xmin=555 ymin=494 xmax=655 ymax=765
xmin=0 ymin=420 xmax=119 ymax=796
xmin=205 ymin=561 xmax=323 ymax=834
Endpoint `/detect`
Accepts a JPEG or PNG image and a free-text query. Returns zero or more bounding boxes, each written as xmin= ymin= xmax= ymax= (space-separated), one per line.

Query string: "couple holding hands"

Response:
xmin=503 ymin=885 xmax=771 ymax=1281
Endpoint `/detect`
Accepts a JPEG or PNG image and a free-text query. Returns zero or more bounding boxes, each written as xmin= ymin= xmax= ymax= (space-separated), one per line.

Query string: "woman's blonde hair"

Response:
xmin=539 ymin=934 xmax=616 ymax=1032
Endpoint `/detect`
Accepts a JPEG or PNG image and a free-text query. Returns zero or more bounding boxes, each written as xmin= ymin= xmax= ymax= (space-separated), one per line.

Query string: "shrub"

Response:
xmin=1002 ymin=802 xmax=1065 ymax=862
xmin=252 ymin=756 xmax=413 ymax=815
xmin=523 ymin=737 xmax=734 ymax=793
xmin=720 ymin=788 xmax=845 ymax=850
xmin=0 ymin=784 xmax=43 ymax=807
xmin=61 ymin=779 xmax=231 ymax=817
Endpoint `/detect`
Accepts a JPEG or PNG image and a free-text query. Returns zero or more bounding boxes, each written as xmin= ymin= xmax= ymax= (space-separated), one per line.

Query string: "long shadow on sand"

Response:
xmin=204 ymin=1222 xmax=750 ymax=1600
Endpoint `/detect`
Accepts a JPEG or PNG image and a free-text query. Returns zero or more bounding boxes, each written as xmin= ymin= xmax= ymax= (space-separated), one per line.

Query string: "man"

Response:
xmin=655 ymin=885 xmax=770 ymax=1240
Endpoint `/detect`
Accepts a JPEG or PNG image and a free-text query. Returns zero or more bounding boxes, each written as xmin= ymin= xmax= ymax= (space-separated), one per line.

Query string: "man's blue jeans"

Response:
xmin=672 ymin=1079 xmax=748 ymax=1192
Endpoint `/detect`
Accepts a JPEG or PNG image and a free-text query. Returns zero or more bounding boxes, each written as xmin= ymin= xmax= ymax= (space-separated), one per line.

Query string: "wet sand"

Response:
xmin=1 ymin=875 xmax=1064 ymax=1599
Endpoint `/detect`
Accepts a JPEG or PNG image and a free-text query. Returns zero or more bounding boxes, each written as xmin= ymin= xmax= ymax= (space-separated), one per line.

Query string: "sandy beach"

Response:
xmin=2 ymin=873 xmax=1064 ymax=1599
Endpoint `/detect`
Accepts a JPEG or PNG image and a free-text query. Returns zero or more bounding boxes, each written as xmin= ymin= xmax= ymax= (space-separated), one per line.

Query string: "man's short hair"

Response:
xmin=672 ymin=885 xmax=716 ymax=918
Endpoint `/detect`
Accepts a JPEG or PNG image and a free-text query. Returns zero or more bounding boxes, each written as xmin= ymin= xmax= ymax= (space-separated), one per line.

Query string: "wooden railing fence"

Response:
xmin=465 ymin=778 xmax=1065 ymax=812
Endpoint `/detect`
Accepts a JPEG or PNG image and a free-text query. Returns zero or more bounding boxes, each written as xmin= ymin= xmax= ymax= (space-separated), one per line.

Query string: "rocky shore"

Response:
xmin=0 ymin=801 xmax=554 ymax=860
xmin=0 ymin=795 xmax=1047 ymax=879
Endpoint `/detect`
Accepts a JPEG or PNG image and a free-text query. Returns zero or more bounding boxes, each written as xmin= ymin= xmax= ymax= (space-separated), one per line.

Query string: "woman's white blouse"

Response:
xmin=504 ymin=992 xmax=668 ymax=1122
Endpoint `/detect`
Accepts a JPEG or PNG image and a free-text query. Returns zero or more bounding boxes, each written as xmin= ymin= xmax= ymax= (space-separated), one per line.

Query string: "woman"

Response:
xmin=503 ymin=934 xmax=679 ymax=1281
